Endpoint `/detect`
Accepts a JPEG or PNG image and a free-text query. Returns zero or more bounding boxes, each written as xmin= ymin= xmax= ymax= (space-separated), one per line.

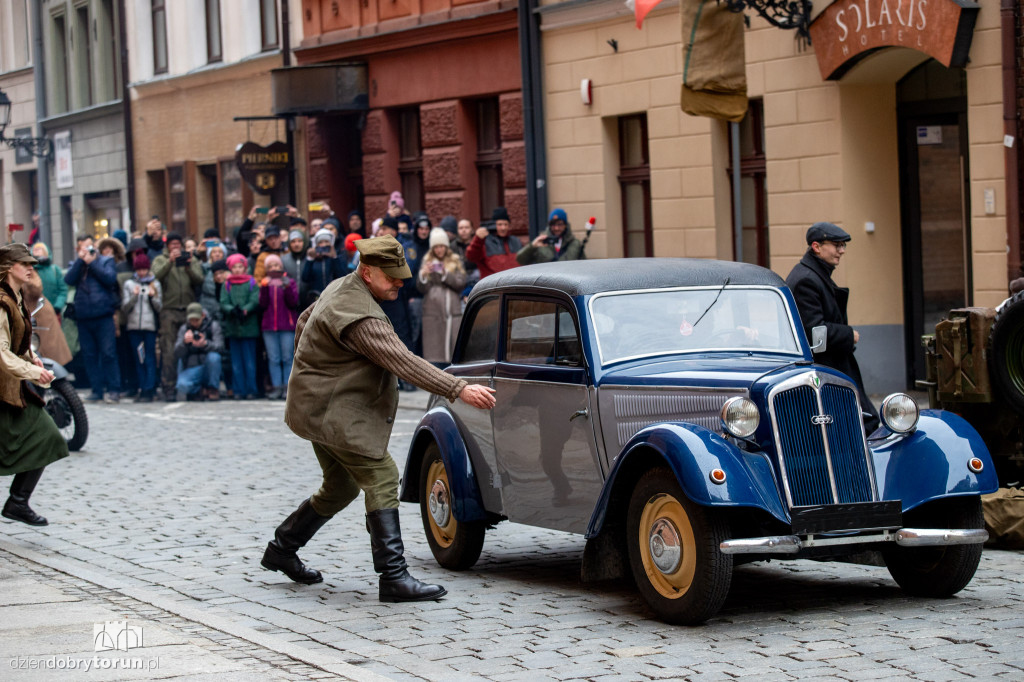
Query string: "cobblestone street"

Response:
xmin=1 ymin=392 xmax=1023 ymax=681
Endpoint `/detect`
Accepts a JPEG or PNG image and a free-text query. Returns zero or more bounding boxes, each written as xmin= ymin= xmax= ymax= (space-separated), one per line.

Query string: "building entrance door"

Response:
xmin=897 ymin=61 xmax=970 ymax=385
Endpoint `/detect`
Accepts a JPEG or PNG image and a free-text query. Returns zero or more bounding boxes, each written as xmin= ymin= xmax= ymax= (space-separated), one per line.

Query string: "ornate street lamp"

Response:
xmin=0 ymin=88 xmax=51 ymax=159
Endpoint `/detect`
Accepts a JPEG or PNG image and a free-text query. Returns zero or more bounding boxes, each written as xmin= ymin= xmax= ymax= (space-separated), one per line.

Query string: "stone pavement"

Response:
xmin=1 ymin=390 xmax=1022 ymax=681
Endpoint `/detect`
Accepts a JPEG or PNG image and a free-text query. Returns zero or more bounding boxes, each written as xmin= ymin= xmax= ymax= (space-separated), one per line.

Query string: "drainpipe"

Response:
xmin=118 ymin=0 xmax=136 ymax=233
xmin=30 ymin=0 xmax=50 ymax=246
xmin=281 ymin=0 xmax=296 ymax=206
xmin=1001 ymin=0 xmax=1020 ymax=283
xmin=518 ymin=0 xmax=548 ymax=238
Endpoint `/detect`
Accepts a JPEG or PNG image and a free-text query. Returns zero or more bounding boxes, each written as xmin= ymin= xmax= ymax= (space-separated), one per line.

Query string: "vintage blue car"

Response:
xmin=399 ymin=259 xmax=997 ymax=624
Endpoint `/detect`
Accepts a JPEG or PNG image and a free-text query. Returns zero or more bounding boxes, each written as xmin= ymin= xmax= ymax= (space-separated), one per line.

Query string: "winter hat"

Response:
xmin=126 ymin=237 xmax=148 ymax=254
xmin=210 ymin=259 xmax=229 ymax=273
xmin=290 ymin=216 xmax=308 ymax=226
xmin=314 ymin=228 xmax=335 ymax=246
xmin=344 ymin=233 xmax=363 ymax=254
xmin=133 ymin=254 xmax=151 ymax=271
xmin=380 ymin=216 xmax=399 ymax=233
xmin=113 ymin=229 xmax=128 ymax=246
xmin=389 ymin=191 xmax=405 ymax=209
xmin=323 ymin=216 xmax=341 ymax=231
xmin=413 ymin=211 xmax=431 ymax=229
xmin=440 ymin=215 xmax=458 ymax=235
xmin=186 ymin=302 xmax=205 ymax=321
xmin=548 ymin=208 xmax=568 ymax=224
xmin=98 ymin=237 xmax=126 ymax=262
xmin=491 ymin=206 xmax=510 ymax=223
xmin=264 ymin=254 xmax=283 ymax=271
xmin=226 ymin=253 xmax=248 ymax=270
xmin=288 ymin=229 xmax=306 ymax=242
xmin=166 ymin=232 xmax=183 ymax=248
xmin=264 ymin=224 xmax=282 ymax=238
xmin=428 ymin=228 xmax=450 ymax=249
xmin=203 ymin=228 xmax=220 ymax=239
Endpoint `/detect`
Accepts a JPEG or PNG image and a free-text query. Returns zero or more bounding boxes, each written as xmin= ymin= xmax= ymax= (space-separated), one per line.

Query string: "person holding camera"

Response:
xmin=121 ymin=254 xmax=162 ymax=402
xmin=465 ymin=207 xmax=523 ymax=279
xmin=174 ymin=303 xmax=224 ymax=401
xmin=516 ymin=208 xmax=583 ymax=265
xmin=301 ymin=229 xmax=348 ymax=308
xmin=152 ymin=233 xmax=205 ymax=402
xmin=416 ymin=228 xmax=466 ymax=367
xmin=64 ymin=234 xmax=122 ymax=403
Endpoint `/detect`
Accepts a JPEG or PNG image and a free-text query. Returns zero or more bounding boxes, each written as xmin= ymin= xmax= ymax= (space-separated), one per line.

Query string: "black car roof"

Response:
xmin=470 ymin=258 xmax=786 ymax=299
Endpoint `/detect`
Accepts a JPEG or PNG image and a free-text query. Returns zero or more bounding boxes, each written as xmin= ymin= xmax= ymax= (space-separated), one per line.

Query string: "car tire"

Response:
xmin=47 ymin=378 xmax=89 ymax=452
xmin=882 ymin=497 xmax=984 ymax=598
xmin=418 ymin=443 xmax=486 ymax=571
xmin=989 ymin=291 xmax=1024 ymax=415
xmin=626 ymin=467 xmax=732 ymax=625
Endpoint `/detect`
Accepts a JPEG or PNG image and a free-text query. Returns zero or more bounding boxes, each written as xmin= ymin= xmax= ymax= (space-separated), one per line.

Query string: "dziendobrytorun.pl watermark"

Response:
xmin=8 ymin=656 xmax=161 ymax=672
xmin=7 ymin=620 xmax=160 ymax=673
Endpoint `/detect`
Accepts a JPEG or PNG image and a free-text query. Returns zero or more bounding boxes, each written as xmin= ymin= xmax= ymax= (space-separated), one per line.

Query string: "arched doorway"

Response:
xmin=897 ymin=60 xmax=970 ymax=385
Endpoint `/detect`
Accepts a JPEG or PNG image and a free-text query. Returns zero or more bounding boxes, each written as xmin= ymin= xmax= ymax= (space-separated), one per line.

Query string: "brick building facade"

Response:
xmin=296 ymin=0 xmax=527 ymax=231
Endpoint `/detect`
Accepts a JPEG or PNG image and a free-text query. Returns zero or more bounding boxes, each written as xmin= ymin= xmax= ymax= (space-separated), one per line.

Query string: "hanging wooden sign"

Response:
xmin=809 ymin=0 xmax=979 ymax=80
xmin=235 ymin=141 xmax=291 ymax=195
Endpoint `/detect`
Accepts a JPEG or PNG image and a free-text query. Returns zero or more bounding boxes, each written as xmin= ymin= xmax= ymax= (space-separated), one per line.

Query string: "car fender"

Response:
xmin=586 ymin=422 xmax=789 ymax=538
xmin=399 ymin=406 xmax=489 ymax=522
xmin=870 ymin=409 xmax=999 ymax=512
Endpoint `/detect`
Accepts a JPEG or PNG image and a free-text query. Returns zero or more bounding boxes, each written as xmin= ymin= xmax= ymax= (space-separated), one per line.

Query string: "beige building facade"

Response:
xmin=125 ymin=0 xmax=307 ymax=241
xmin=538 ymin=0 xmax=1009 ymax=393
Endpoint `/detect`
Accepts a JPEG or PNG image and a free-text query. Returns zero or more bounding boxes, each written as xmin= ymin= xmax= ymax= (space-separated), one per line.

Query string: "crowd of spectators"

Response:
xmin=23 ymin=195 xmax=586 ymax=403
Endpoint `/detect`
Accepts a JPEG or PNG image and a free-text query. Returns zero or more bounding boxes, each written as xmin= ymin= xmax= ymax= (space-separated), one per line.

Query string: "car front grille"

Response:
xmin=770 ymin=376 xmax=875 ymax=508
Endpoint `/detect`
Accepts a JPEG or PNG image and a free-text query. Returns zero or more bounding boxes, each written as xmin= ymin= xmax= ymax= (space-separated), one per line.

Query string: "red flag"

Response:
xmin=633 ymin=0 xmax=667 ymax=28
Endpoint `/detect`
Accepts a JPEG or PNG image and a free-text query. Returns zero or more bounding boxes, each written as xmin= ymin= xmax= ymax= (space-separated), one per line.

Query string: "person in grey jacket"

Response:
xmin=121 ymin=254 xmax=162 ymax=402
xmin=173 ymin=303 xmax=224 ymax=401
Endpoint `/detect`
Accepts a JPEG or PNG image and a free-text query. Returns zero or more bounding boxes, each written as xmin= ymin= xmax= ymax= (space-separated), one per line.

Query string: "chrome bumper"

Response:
xmin=719 ymin=528 xmax=989 ymax=555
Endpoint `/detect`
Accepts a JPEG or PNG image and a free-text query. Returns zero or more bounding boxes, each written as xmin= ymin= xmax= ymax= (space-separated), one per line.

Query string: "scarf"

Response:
xmin=228 ymin=273 xmax=254 ymax=286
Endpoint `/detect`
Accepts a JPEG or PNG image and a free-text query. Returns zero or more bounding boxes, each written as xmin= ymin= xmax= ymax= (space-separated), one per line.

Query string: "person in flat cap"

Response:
xmin=466 ymin=206 xmax=523 ymax=278
xmin=262 ymin=234 xmax=496 ymax=603
xmin=786 ymin=222 xmax=879 ymax=432
xmin=0 ymin=243 xmax=68 ymax=527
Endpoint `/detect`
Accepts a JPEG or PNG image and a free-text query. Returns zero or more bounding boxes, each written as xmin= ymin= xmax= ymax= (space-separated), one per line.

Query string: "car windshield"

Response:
xmin=590 ymin=286 xmax=801 ymax=365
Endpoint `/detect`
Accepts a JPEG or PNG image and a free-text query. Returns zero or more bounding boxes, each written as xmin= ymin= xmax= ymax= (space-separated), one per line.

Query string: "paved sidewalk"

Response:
xmin=0 ymin=388 xmax=1022 ymax=681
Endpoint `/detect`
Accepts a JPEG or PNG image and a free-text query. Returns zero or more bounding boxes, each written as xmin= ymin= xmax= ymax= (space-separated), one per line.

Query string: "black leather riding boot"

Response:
xmin=261 ymin=498 xmax=331 ymax=584
xmin=2 ymin=468 xmax=48 ymax=526
xmin=366 ymin=508 xmax=447 ymax=602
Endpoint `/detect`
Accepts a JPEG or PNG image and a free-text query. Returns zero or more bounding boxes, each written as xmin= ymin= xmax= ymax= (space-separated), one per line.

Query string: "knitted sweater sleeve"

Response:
xmin=345 ymin=318 xmax=466 ymax=402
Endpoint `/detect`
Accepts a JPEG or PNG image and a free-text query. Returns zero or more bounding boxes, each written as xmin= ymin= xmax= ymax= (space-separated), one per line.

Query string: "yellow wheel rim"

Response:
xmin=425 ymin=459 xmax=457 ymax=548
xmin=638 ymin=492 xmax=697 ymax=599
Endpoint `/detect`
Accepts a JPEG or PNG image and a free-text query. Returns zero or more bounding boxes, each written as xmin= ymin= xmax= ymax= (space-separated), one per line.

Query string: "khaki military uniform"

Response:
xmin=285 ymin=273 xmax=405 ymax=516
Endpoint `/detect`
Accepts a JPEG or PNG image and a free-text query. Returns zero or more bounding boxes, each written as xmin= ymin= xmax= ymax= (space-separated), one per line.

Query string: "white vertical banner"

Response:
xmin=54 ymin=130 xmax=73 ymax=189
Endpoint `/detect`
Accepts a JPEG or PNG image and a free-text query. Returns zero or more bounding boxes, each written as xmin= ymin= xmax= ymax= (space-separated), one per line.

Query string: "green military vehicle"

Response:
xmin=920 ymin=294 xmax=1024 ymax=486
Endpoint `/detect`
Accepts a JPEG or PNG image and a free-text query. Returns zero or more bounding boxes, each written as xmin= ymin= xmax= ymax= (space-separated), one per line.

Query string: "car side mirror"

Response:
xmin=809 ymin=325 xmax=827 ymax=353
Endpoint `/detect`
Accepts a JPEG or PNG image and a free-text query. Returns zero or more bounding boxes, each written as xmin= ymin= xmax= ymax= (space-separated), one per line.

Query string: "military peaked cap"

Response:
xmin=357 ymin=236 xmax=412 ymax=279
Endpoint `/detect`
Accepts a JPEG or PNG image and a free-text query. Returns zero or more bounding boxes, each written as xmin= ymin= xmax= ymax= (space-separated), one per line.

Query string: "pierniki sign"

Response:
xmin=234 ymin=141 xmax=291 ymax=195
xmin=809 ymin=0 xmax=979 ymax=80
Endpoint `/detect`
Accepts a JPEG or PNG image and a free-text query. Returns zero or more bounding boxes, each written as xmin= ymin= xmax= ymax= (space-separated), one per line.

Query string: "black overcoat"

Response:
xmin=786 ymin=251 xmax=880 ymax=430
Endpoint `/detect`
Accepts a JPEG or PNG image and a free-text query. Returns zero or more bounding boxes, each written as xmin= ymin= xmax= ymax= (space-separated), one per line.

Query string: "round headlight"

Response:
xmin=721 ymin=397 xmax=760 ymax=438
xmin=880 ymin=393 xmax=919 ymax=433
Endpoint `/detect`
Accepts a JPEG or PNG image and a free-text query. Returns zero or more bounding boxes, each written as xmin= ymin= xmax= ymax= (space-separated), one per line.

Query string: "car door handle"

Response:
xmin=569 ymin=408 xmax=588 ymax=422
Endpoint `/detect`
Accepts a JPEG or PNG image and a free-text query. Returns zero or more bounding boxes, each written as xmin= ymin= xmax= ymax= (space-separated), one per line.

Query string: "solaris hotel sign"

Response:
xmin=809 ymin=0 xmax=979 ymax=79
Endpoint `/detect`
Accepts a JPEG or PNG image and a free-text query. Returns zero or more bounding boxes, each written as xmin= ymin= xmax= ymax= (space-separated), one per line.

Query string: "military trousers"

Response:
xmin=308 ymin=441 xmax=400 ymax=517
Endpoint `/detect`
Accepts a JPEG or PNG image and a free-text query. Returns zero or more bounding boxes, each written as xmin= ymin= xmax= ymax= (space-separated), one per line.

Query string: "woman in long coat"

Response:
xmin=416 ymin=228 xmax=466 ymax=366
xmin=0 ymin=244 xmax=68 ymax=526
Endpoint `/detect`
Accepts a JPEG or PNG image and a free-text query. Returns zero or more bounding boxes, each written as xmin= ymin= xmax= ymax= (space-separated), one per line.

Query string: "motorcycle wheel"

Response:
xmin=45 ymin=379 xmax=89 ymax=451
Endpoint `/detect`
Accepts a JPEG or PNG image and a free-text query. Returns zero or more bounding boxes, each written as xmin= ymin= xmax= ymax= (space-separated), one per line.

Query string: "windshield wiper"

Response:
xmin=691 ymin=277 xmax=730 ymax=330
